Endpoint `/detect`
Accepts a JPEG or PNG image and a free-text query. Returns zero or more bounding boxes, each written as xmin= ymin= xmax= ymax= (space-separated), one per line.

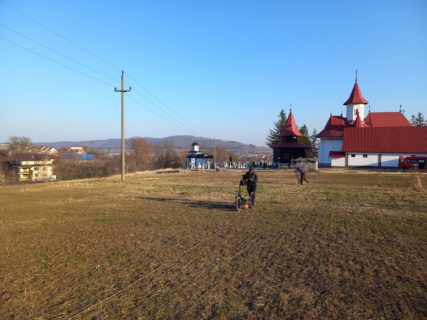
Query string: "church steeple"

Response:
xmin=280 ymin=109 xmax=302 ymax=137
xmin=344 ymin=73 xmax=368 ymax=122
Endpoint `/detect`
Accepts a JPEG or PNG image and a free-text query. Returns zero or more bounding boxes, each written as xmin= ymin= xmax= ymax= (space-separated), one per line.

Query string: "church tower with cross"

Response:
xmin=343 ymin=71 xmax=368 ymax=122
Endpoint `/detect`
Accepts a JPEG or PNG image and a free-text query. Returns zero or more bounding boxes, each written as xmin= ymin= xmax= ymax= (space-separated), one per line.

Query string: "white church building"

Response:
xmin=317 ymin=77 xmax=427 ymax=167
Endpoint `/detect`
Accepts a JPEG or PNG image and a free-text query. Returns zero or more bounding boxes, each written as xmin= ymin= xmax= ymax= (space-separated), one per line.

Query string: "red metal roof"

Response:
xmin=329 ymin=151 xmax=346 ymax=158
xmin=272 ymin=140 xmax=308 ymax=149
xmin=317 ymin=115 xmax=350 ymax=138
xmin=342 ymin=127 xmax=427 ymax=153
xmin=364 ymin=112 xmax=412 ymax=127
xmin=318 ymin=112 xmax=413 ymax=138
xmin=354 ymin=112 xmax=365 ymax=128
xmin=280 ymin=111 xmax=302 ymax=137
xmin=343 ymin=81 xmax=368 ymax=105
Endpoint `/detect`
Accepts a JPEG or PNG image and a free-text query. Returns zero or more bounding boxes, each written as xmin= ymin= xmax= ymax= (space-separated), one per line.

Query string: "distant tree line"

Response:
xmin=0 ymin=136 xmax=243 ymax=183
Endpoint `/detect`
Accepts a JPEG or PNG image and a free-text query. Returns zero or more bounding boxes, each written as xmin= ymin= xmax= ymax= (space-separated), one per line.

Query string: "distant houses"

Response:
xmin=59 ymin=146 xmax=95 ymax=160
xmin=12 ymin=153 xmax=56 ymax=182
xmin=33 ymin=146 xmax=59 ymax=156
xmin=2 ymin=144 xmax=95 ymax=183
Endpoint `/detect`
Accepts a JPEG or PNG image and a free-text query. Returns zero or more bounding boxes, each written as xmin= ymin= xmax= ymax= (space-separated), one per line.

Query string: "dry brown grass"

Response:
xmin=1 ymin=169 xmax=426 ymax=319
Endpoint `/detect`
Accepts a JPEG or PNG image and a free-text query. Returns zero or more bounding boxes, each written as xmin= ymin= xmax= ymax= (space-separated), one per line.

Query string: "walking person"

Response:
xmin=295 ymin=165 xmax=309 ymax=185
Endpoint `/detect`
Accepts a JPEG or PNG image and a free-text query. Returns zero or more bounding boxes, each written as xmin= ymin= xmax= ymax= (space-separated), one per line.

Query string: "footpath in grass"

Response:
xmin=0 ymin=170 xmax=426 ymax=319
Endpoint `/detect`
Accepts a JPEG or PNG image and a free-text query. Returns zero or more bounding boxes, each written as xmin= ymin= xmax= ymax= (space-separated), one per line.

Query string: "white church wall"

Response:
xmin=318 ymin=138 xmax=342 ymax=165
xmin=331 ymin=157 xmax=346 ymax=167
xmin=347 ymin=153 xmax=379 ymax=167
xmin=345 ymin=153 xmax=427 ymax=168
xmin=380 ymin=154 xmax=400 ymax=167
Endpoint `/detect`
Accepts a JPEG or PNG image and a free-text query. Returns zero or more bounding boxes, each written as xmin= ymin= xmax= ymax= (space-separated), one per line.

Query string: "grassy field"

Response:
xmin=1 ymin=169 xmax=426 ymax=319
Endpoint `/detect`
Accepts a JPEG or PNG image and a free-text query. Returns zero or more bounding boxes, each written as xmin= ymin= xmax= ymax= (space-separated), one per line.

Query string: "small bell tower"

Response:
xmin=343 ymin=71 xmax=368 ymax=122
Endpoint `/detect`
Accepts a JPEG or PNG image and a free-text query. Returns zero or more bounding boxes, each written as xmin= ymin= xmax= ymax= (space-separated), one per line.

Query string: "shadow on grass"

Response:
xmin=130 ymin=196 xmax=236 ymax=212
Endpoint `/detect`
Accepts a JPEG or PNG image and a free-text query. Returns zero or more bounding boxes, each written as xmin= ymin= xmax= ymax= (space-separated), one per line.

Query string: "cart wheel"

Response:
xmin=235 ymin=196 xmax=242 ymax=211
xmin=250 ymin=192 xmax=256 ymax=207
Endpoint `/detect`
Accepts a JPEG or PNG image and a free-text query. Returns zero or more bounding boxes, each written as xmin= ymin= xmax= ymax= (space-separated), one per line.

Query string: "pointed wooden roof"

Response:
xmin=280 ymin=110 xmax=302 ymax=137
xmin=343 ymin=81 xmax=368 ymax=105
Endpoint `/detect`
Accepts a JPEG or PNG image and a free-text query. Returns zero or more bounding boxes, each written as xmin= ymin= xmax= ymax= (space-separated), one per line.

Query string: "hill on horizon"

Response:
xmin=37 ymin=135 xmax=271 ymax=156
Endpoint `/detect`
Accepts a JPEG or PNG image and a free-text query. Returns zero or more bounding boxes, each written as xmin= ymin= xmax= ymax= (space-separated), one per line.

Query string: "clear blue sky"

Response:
xmin=1 ymin=0 xmax=426 ymax=146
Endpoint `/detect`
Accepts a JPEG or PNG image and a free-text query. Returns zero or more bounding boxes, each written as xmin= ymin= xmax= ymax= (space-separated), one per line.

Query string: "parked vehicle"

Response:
xmin=398 ymin=156 xmax=426 ymax=170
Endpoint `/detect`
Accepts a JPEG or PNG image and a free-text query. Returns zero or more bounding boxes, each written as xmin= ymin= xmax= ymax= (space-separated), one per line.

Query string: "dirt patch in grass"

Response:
xmin=1 ymin=170 xmax=426 ymax=319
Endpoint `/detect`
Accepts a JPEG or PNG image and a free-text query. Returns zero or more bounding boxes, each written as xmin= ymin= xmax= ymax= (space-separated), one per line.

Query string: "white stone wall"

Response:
xmin=331 ymin=157 xmax=346 ymax=167
xmin=318 ymin=138 xmax=343 ymax=165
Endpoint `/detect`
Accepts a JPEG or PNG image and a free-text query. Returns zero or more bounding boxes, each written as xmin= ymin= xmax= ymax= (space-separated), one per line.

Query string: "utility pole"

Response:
xmin=114 ymin=71 xmax=131 ymax=181
xmin=213 ymin=136 xmax=216 ymax=169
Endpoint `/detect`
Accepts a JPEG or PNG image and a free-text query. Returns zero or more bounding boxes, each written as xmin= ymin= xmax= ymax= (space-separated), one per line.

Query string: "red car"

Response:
xmin=399 ymin=156 xmax=426 ymax=170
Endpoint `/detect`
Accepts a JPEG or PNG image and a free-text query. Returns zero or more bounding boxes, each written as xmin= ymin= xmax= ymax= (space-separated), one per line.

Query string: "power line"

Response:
xmin=0 ymin=36 xmax=114 ymax=88
xmin=128 ymin=95 xmax=194 ymax=135
xmin=0 ymin=0 xmax=122 ymax=72
xmin=126 ymin=74 xmax=203 ymax=132
xmin=0 ymin=33 xmax=196 ymax=134
xmin=0 ymin=23 xmax=117 ymax=84
xmin=131 ymin=87 xmax=198 ymax=133
xmin=0 ymin=0 xmax=201 ymax=136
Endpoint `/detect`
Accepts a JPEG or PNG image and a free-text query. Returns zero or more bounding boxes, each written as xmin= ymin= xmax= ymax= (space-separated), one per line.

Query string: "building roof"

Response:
xmin=15 ymin=153 xmax=53 ymax=162
xmin=342 ymin=127 xmax=427 ymax=153
xmin=343 ymin=81 xmax=368 ymax=105
xmin=280 ymin=111 xmax=302 ymax=137
xmin=353 ymin=112 xmax=365 ymax=128
xmin=317 ymin=115 xmax=349 ymax=138
xmin=318 ymin=112 xmax=413 ymax=138
xmin=329 ymin=151 xmax=346 ymax=158
xmin=364 ymin=112 xmax=412 ymax=127
xmin=272 ymin=140 xmax=308 ymax=149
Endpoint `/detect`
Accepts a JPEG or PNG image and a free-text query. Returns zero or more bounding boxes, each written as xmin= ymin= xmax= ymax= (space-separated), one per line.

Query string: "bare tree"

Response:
xmin=205 ymin=146 xmax=234 ymax=163
xmin=130 ymin=137 xmax=153 ymax=171
xmin=8 ymin=136 xmax=32 ymax=153
xmin=0 ymin=149 xmax=9 ymax=184
xmin=154 ymin=141 xmax=182 ymax=169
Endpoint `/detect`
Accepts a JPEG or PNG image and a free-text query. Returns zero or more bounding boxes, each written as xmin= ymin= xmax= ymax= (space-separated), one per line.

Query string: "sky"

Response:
xmin=1 ymin=0 xmax=426 ymax=146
